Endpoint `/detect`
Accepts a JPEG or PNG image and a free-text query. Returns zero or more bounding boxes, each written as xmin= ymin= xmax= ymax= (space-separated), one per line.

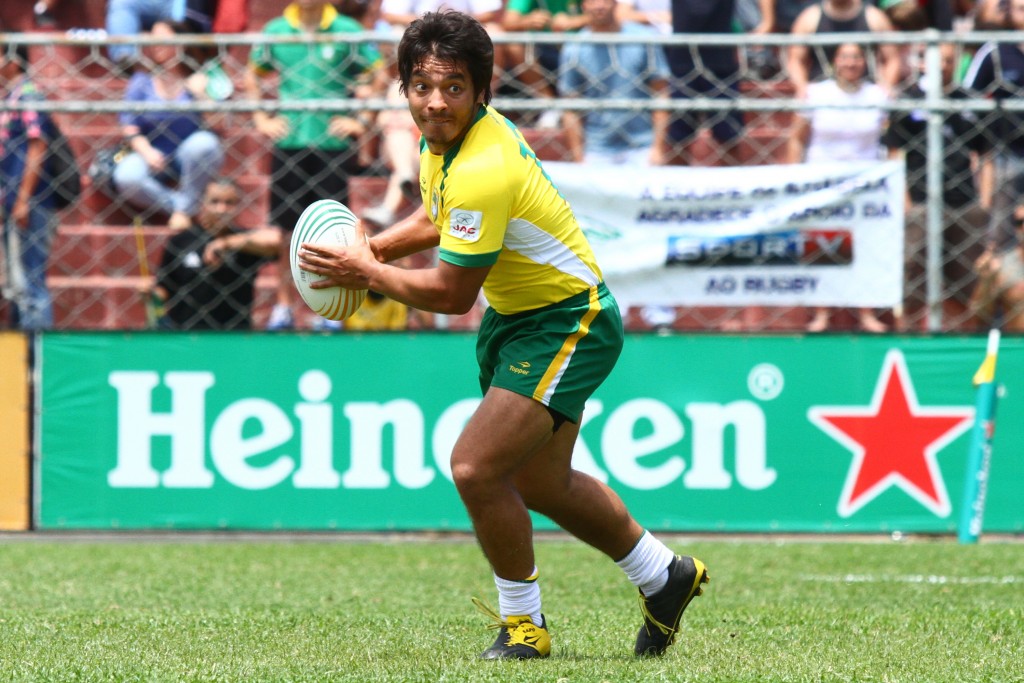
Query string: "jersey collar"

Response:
xmin=440 ymin=104 xmax=488 ymax=164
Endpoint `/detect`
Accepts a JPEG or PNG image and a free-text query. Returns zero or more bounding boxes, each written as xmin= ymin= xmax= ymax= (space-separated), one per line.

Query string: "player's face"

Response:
xmin=198 ymin=184 xmax=241 ymax=232
xmin=407 ymin=56 xmax=484 ymax=155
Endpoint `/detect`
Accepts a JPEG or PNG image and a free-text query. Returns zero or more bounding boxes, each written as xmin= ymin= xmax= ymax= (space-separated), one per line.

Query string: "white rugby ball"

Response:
xmin=290 ymin=199 xmax=368 ymax=321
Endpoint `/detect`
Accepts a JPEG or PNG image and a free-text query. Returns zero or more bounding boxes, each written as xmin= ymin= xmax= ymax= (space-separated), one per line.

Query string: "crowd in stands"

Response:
xmin=3 ymin=0 xmax=1024 ymax=334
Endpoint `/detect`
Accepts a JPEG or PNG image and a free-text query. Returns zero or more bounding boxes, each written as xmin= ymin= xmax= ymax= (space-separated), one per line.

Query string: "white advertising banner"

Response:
xmin=543 ymin=160 xmax=905 ymax=307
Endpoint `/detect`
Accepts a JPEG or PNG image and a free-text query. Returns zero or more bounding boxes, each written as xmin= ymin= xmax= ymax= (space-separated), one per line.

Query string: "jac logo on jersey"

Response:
xmin=448 ymin=209 xmax=483 ymax=242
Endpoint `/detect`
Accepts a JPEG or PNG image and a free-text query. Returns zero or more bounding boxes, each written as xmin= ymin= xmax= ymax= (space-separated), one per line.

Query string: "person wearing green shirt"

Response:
xmin=245 ymin=0 xmax=386 ymax=330
xmin=501 ymin=0 xmax=587 ymax=128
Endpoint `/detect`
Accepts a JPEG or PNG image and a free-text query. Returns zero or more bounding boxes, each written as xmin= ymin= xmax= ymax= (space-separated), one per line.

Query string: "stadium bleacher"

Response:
xmin=2 ymin=0 xmax=813 ymax=331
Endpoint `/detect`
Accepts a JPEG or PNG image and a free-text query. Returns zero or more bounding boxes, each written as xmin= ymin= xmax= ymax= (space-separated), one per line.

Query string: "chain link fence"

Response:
xmin=1 ymin=29 xmax=1019 ymax=333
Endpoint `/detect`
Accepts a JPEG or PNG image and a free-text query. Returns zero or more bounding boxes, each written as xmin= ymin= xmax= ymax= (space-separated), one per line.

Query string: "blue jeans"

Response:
xmin=113 ymin=130 xmax=224 ymax=216
xmin=106 ymin=0 xmax=187 ymax=62
xmin=3 ymin=201 xmax=55 ymax=330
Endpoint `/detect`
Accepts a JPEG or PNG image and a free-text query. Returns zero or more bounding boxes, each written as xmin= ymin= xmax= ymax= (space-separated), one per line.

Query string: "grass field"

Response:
xmin=1 ymin=534 xmax=1021 ymax=682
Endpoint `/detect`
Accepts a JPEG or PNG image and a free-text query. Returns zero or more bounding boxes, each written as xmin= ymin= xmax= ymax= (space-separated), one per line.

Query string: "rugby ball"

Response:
xmin=290 ymin=199 xmax=368 ymax=321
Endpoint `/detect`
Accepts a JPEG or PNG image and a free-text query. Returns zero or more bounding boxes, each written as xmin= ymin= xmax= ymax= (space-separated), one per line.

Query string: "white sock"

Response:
xmin=615 ymin=531 xmax=675 ymax=596
xmin=494 ymin=567 xmax=542 ymax=626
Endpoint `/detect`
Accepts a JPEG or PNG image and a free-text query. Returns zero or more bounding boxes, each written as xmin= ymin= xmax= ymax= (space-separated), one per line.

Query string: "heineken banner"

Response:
xmin=544 ymin=160 xmax=905 ymax=309
xmin=36 ymin=333 xmax=1022 ymax=533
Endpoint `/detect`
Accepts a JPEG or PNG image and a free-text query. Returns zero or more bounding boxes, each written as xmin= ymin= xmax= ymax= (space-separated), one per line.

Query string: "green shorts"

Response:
xmin=476 ymin=282 xmax=624 ymax=424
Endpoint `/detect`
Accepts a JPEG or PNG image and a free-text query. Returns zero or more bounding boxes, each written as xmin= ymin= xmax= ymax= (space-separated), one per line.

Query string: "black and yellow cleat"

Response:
xmin=473 ymin=598 xmax=551 ymax=660
xmin=634 ymin=555 xmax=710 ymax=657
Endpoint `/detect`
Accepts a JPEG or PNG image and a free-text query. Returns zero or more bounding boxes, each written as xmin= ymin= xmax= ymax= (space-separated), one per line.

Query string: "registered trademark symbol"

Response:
xmin=748 ymin=363 xmax=784 ymax=401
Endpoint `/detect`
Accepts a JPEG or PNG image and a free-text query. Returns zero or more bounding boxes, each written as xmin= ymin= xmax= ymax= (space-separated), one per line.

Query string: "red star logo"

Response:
xmin=808 ymin=350 xmax=974 ymax=517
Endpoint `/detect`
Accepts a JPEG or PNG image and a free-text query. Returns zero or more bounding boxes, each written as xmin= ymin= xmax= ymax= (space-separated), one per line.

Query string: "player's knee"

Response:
xmin=450 ymin=458 xmax=487 ymax=496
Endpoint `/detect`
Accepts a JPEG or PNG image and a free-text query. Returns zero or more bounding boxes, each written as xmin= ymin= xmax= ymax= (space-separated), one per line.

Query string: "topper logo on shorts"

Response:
xmin=449 ymin=209 xmax=483 ymax=242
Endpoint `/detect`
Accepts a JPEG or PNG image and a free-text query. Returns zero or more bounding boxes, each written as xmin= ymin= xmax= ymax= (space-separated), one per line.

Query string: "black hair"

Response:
xmin=397 ymin=10 xmax=494 ymax=105
xmin=204 ymin=177 xmax=241 ymax=196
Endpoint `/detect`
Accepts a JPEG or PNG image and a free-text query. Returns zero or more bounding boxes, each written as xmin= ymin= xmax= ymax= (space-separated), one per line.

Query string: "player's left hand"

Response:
xmin=298 ymin=219 xmax=376 ymax=290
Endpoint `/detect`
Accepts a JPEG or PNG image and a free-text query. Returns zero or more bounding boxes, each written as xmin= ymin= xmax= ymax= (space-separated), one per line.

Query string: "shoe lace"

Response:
xmin=472 ymin=596 xmax=516 ymax=632
xmin=638 ymin=593 xmax=674 ymax=637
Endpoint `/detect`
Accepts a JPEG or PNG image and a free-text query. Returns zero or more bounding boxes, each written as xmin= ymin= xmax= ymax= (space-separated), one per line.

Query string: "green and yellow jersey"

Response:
xmin=420 ymin=105 xmax=603 ymax=315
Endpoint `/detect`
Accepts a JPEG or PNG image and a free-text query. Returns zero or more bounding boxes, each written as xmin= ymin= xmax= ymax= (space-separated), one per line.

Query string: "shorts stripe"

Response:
xmin=533 ymin=285 xmax=601 ymax=406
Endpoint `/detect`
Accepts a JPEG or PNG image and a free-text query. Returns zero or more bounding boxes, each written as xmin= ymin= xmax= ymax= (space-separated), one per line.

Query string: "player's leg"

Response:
xmin=513 ymin=417 xmax=709 ymax=657
xmin=450 ymin=385 xmax=556 ymax=659
xmin=514 ymin=419 xmax=641 ymax=559
xmin=500 ymin=283 xmax=708 ymax=658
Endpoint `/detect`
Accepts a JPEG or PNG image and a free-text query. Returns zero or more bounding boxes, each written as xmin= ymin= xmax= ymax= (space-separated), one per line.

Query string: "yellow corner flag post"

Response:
xmin=958 ymin=329 xmax=1001 ymax=544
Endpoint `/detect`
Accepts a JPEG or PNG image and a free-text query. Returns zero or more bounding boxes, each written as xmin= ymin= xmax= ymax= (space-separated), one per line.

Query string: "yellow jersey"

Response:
xmin=419 ymin=105 xmax=603 ymax=315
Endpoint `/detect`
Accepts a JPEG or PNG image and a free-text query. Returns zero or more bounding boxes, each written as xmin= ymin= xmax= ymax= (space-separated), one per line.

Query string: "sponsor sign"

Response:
xmin=543 ymin=160 xmax=905 ymax=308
xmin=35 ymin=333 xmax=1023 ymax=532
xmin=0 ymin=332 xmax=29 ymax=530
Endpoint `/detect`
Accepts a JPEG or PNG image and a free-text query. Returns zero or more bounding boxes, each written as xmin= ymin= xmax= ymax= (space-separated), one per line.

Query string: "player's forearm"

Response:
xmin=366 ymin=262 xmax=480 ymax=315
xmin=369 ymin=207 xmax=439 ymax=263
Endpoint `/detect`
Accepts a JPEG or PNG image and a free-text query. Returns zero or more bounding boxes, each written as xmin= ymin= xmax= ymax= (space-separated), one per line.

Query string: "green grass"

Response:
xmin=0 ymin=535 xmax=1021 ymax=682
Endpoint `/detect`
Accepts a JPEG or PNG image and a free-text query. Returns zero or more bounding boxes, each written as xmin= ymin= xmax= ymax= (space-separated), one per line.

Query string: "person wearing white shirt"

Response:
xmin=788 ymin=42 xmax=890 ymax=333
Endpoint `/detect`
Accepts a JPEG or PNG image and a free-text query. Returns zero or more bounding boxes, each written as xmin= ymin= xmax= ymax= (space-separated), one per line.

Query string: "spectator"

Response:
xmin=112 ymin=20 xmax=224 ymax=231
xmin=344 ymin=290 xmax=411 ymax=329
xmin=361 ymin=75 xmax=421 ymax=228
xmin=379 ymin=0 xmax=509 ymax=91
xmin=335 ymin=0 xmax=384 ymax=28
xmin=245 ymin=0 xmax=386 ymax=331
xmin=153 ymin=178 xmax=279 ymax=330
xmin=875 ymin=0 xmax=955 ymax=30
xmin=787 ymin=41 xmax=890 ymax=332
xmin=1 ymin=37 xmax=57 ymax=330
xmin=502 ymin=0 xmax=587 ymax=128
xmin=381 ymin=0 xmax=502 ymax=27
xmin=665 ymin=0 xmax=747 ymax=166
xmin=787 ymin=0 xmax=900 ymax=98
xmin=970 ymin=203 xmax=1024 ymax=331
xmin=558 ymin=0 xmax=671 ymax=166
xmin=774 ymin=0 xmax=817 ymax=33
xmin=975 ymin=0 xmax=1007 ymax=27
xmin=366 ymin=0 xmax=506 ymax=227
xmin=883 ymin=0 xmax=931 ymax=86
xmin=733 ymin=0 xmax=781 ymax=78
xmin=884 ymin=41 xmax=989 ymax=330
xmin=106 ymin=0 xmax=217 ymax=69
xmin=615 ymin=0 xmax=671 ymax=33
xmin=345 ymin=288 xmax=435 ymax=329
xmin=33 ymin=0 xmax=61 ymax=28
xmin=962 ymin=0 xmax=1024 ymax=251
